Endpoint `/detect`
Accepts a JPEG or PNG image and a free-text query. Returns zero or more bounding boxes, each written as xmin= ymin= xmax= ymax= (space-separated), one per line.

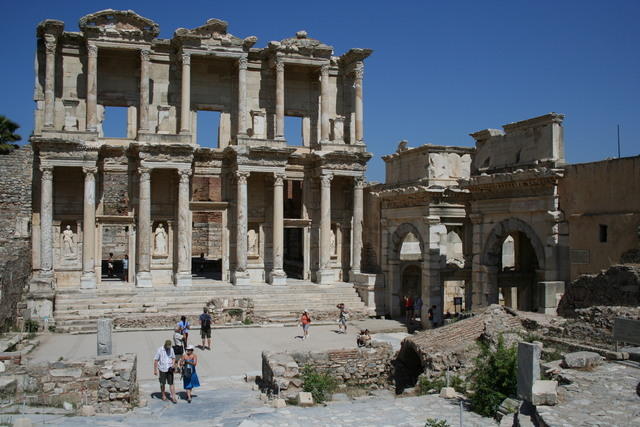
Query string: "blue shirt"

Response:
xmin=178 ymin=320 xmax=190 ymax=334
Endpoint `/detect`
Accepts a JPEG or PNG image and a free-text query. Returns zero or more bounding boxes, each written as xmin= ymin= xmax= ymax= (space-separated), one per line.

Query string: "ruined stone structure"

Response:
xmin=28 ymin=10 xmax=371 ymax=322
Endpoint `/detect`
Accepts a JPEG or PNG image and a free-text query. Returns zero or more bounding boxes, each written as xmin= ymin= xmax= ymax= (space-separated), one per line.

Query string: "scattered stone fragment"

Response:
xmin=297 ymin=391 xmax=314 ymax=406
xmin=439 ymin=387 xmax=457 ymax=399
xmin=562 ymin=351 xmax=603 ymax=369
xmin=272 ymin=398 xmax=286 ymax=408
xmin=531 ymin=380 xmax=558 ymax=406
xmin=79 ymin=405 xmax=96 ymax=416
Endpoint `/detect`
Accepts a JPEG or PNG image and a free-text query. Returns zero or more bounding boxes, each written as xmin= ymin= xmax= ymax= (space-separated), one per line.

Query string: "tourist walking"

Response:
xmin=180 ymin=345 xmax=200 ymax=403
xmin=337 ymin=303 xmax=349 ymax=334
xmin=404 ymin=295 xmax=414 ymax=324
xmin=153 ymin=340 xmax=177 ymax=403
xmin=121 ymin=254 xmax=129 ymax=282
xmin=300 ymin=309 xmax=311 ymax=340
xmin=173 ymin=326 xmax=184 ymax=363
xmin=177 ymin=315 xmax=190 ymax=347
xmin=413 ymin=295 xmax=423 ymax=321
xmin=199 ymin=307 xmax=212 ymax=350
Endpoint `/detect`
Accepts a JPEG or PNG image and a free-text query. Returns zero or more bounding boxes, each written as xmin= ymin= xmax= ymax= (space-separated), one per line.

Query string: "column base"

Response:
xmin=316 ymin=269 xmax=336 ymax=285
xmin=136 ymin=272 xmax=153 ymax=288
xmin=269 ymin=270 xmax=287 ymax=286
xmin=349 ymin=269 xmax=361 ymax=283
xmin=232 ymin=270 xmax=251 ymax=286
xmin=80 ymin=272 xmax=97 ymax=289
xmin=174 ymin=272 xmax=192 ymax=287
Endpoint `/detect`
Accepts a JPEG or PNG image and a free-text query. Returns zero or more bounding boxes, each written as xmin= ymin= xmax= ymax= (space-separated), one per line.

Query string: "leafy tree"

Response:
xmin=0 ymin=115 xmax=21 ymax=153
xmin=468 ymin=335 xmax=517 ymax=418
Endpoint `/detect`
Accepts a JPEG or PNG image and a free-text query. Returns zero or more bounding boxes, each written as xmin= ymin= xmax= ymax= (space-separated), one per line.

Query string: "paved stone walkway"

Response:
xmin=537 ymin=361 xmax=640 ymax=426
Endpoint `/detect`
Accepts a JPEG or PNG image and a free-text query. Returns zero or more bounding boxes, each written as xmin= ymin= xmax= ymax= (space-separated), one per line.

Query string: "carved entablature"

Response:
xmin=130 ymin=142 xmax=195 ymax=165
xmin=79 ymin=9 xmax=160 ymax=42
xmin=339 ymin=48 xmax=373 ymax=73
xmin=267 ymin=30 xmax=333 ymax=59
xmin=36 ymin=19 xmax=64 ymax=39
xmin=461 ymin=167 xmax=564 ymax=200
xmin=313 ymin=151 xmax=372 ymax=174
xmin=35 ymin=139 xmax=99 ymax=166
xmin=173 ymin=19 xmax=257 ymax=51
xmin=225 ymin=145 xmax=295 ymax=170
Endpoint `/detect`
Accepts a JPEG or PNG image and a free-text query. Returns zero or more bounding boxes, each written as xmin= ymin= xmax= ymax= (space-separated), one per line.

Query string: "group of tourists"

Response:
xmin=298 ymin=302 xmax=351 ymax=340
xmin=153 ymin=307 xmax=213 ymax=403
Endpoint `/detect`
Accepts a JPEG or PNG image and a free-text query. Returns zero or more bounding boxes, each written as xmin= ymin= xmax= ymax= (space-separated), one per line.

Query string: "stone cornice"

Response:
xmin=381 ymin=143 xmax=475 ymax=162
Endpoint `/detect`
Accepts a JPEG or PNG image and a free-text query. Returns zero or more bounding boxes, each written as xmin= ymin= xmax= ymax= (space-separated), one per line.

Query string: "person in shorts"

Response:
xmin=153 ymin=340 xmax=177 ymax=403
xmin=177 ymin=315 xmax=190 ymax=347
xmin=173 ymin=326 xmax=184 ymax=364
xmin=300 ymin=309 xmax=311 ymax=340
xmin=199 ymin=307 xmax=212 ymax=350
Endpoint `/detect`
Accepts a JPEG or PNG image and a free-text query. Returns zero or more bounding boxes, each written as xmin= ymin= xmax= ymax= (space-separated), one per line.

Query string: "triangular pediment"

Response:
xmin=79 ymin=9 xmax=160 ymax=41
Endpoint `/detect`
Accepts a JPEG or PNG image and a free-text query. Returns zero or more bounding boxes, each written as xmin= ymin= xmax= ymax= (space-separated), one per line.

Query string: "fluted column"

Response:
xmin=80 ymin=166 xmax=97 ymax=288
xmin=270 ymin=173 xmax=287 ymax=285
xmin=354 ymin=62 xmax=364 ymax=143
xmin=317 ymin=173 xmax=333 ymax=284
xmin=86 ymin=43 xmax=98 ymax=132
xmin=275 ymin=59 xmax=285 ymax=139
xmin=233 ymin=171 xmax=251 ymax=285
xmin=43 ymin=35 xmax=57 ymax=129
xmin=350 ymin=177 xmax=364 ymax=280
xmin=175 ymin=169 xmax=192 ymax=286
xmin=320 ymin=63 xmax=330 ymax=142
xmin=39 ymin=166 xmax=54 ymax=278
xmin=237 ymin=56 xmax=248 ymax=136
xmin=180 ymin=52 xmax=191 ymax=134
xmin=139 ymin=49 xmax=151 ymax=132
xmin=136 ymin=167 xmax=152 ymax=287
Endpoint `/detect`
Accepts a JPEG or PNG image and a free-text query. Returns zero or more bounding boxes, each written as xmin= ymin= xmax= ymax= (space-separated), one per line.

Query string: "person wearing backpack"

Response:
xmin=199 ymin=307 xmax=212 ymax=350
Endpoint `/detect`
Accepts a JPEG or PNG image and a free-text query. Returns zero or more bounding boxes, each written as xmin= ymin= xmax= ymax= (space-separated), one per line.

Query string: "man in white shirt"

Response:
xmin=153 ymin=340 xmax=177 ymax=403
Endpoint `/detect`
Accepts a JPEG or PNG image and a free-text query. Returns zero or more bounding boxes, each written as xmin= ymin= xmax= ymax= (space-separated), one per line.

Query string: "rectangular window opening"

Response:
xmin=284 ymin=115 xmax=303 ymax=146
xmin=102 ymin=106 xmax=128 ymax=138
xmin=599 ymin=224 xmax=608 ymax=243
xmin=196 ymin=110 xmax=221 ymax=148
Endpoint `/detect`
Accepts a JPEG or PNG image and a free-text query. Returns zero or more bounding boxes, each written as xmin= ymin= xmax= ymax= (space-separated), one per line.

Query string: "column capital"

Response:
xmin=178 ymin=168 xmax=192 ymax=183
xmin=87 ymin=43 xmax=98 ymax=58
xmin=354 ymin=61 xmax=364 ymax=80
xmin=320 ymin=62 xmax=330 ymax=75
xmin=236 ymin=170 xmax=250 ymax=185
xmin=44 ymin=34 xmax=57 ymax=54
xmin=320 ymin=174 xmax=333 ymax=188
xmin=354 ymin=176 xmax=365 ymax=189
xmin=82 ymin=166 xmax=98 ymax=176
xmin=140 ymin=48 xmax=151 ymax=62
xmin=40 ymin=165 xmax=54 ymax=180
xmin=275 ymin=59 xmax=285 ymax=73
xmin=238 ymin=56 xmax=248 ymax=70
xmin=138 ymin=167 xmax=151 ymax=180
xmin=273 ymin=172 xmax=286 ymax=186
xmin=181 ymin=52 xmax=191 ymax=65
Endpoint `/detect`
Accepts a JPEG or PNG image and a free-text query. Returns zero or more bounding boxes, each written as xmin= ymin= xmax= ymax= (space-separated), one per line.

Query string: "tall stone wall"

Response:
xmin=0 ymin=145 xmax=33 ymax=330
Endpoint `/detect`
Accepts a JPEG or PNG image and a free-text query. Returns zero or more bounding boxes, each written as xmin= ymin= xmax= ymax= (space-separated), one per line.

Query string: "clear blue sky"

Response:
xmin=2 ymin=1 xmax=638 ymax=182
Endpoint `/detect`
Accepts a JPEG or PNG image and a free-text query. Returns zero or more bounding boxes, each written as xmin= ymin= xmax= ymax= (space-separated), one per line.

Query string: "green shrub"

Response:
xmin=468 ymin=335 xmax=517 ymax=418
xmin=24 ymin=319 xmax=39 ymax=333
xmin=425 ymin=419 xmax=451 ymax=427
xmin=417 ymin=375 xmax=445 ymax=395
xmin=449 ymin=374 xmax=466 ymax=394
xmin=242 ymin=317 xmax=253 ymax=325
xmin=301 ymin=365 xmax=337 ymax=404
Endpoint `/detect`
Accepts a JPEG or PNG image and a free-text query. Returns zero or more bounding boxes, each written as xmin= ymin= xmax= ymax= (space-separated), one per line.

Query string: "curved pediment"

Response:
xmin=268 ymin=31 xmax=333 ymax=58
xmin=79 ymin=9 xmax=160 ymax=41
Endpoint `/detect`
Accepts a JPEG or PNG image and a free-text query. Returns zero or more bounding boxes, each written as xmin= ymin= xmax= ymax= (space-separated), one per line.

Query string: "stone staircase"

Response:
xmin=53 ymin=279 xmax=368 ymax=333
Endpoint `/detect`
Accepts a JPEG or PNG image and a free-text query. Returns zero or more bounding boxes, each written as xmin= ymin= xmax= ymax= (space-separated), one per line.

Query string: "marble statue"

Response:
xmin=248 ymin=229 xmax=258 ymax=255
xmin=61 ymin=225 xmax=76 ymax=257
xmin=154 ymin=223 xmax=168 ymax=255
xmin=330 ymin=229 xmax=336 ymax=255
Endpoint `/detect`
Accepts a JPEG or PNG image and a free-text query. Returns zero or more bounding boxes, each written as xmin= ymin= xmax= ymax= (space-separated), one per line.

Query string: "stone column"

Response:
xmin=354 ymin=62 xmax=364 ymax=143
xmin=237 ymin=56 xmax=248 ymax=136
xmin=275 ymin=59 xmax=285 ymax=139
xmin=80 ymin=166 xmax=97 ymax=289
xmin=233 ymin=171 xmax=251 ymax=285
xmin=139 ymin=49 xmax=151 ymax=132
xmin=39 ymin=166 xmax=54 ymax=278
xmin=97 ymin=318 xmax=113 ymax=356
xmin=136 ymin=167 xmax=152 ymax=287
xmin=320 ymin=63 xmax=330 ymax=142
xmin=175 ymin=169 xmax=192 ymax=286
xmin=180 ymin=52 xmax=191 ymax=134
xmin=350 ymin=177 xmax=364 ymax=280
xmin=43 ymin=35 xmax=57 ymax=129
xmin=86 ymin=43 xmax=98 ymax=132
xmin=317 ymin=174 xmax=333 ymax=284
xmin=270 ymin=173 xmax=287 ymax=285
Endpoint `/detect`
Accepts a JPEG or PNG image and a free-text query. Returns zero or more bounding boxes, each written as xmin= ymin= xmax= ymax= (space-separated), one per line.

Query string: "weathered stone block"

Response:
xmin=531 ymin=380 xmax=558 ymax=406
xmin=97 ymin=318 xmax=113 ymax=356
xmin=272 ymin=398 xmax=286 ymax=408
xmin=517 ymin=342 xmax=541 ymax=402
xmin=562 ymin=351 xmax=603 ymax=369
xmin=297 ymin=391 xmax=314 ymax=407
xmin=439 ymin=386 xmax=457 ymax=399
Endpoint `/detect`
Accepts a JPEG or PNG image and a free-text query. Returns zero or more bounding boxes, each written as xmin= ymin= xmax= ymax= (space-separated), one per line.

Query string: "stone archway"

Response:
xmin=387 ymin=223 xmax=425 ymax=318
xmin=482 ymin=218 xmax=545 ymax=270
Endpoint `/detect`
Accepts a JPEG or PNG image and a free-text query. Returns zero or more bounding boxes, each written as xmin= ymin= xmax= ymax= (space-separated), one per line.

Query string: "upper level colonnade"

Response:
xmin=34 ymin=10 xmax=372 ymax=151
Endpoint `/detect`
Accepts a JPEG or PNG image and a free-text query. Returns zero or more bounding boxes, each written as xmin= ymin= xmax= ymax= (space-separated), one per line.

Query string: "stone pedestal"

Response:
xmin=517 ymin=341 xmax=541 ymax=402
xmin=97 ymin=318 xmax=112 ymax=356
xmin=537 ymin=281 xmax=565 ymax=315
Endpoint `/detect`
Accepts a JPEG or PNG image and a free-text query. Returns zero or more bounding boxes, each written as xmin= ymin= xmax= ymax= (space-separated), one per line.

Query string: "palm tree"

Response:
xmin=0 ymin=115 xmax=21 ymax=153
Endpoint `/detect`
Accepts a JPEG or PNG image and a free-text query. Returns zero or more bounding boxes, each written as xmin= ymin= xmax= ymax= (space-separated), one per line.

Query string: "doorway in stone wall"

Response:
xmin=284 ymin=228 xmax=304 ymax=279
xmin=100 ymin=224 xmax=130 ymax=283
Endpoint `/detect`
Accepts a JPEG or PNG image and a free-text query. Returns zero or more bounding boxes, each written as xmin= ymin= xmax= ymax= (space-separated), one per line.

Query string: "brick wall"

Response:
xmin=0 ymin=145 xmax=33 ymax=330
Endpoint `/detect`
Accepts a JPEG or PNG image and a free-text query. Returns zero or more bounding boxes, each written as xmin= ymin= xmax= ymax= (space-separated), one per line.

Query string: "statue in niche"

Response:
xmin=154 ymin=223 xmax=168 ymax=256
xmin=247 ymin=229 xmax=258 ymax=256
xmin=330 ymin=229 xmax=336 ymax=255
xmin=61 ymin=225 xmax=76 ymax=257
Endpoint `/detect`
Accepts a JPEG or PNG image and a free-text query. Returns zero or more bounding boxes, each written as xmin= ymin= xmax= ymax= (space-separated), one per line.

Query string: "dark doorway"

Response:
xmin=284 ymin=228 xmax=304 ymax=279
xmin=497 ymin=231 xmax=538 ymax=311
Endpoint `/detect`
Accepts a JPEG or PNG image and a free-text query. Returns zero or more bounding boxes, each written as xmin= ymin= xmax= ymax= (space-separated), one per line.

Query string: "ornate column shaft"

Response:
xmin=270 ymin=173 xmax=287 ymax=285
xmin=39 ymin=166 xmax=54 ymax=276
xmin=43 ymin=35 xmax=57 ymax=128
xmin=86 ymin=43 xmax=98 ymax=132
xmin=351 ymin=177 xmax=364 ymax=279
xmin=180 ymin=52 xmax=191 ymax=133
xmin=136 ymin=167 xmax=152 ymax=287
xmin=175 ymin=169 xmax=192 ymax=286
xmin=275 ymin=60 xmax=285 ymax=138
xmin=320 ymin=63 xmax=330 ymax=142
xmin=237 ymin=56 xmax=248 ymax=136
xmin=80 ymin=167 xmax=97 ymax=288
xmin=318 ymin=174 xmax=333 ymax=284
xmin=139 ymin=49 xmax=151 ymax=132
xmin=354 ymin=62 xmax=364 ymax=143
xmin=233 ymin=171 xmax=251 ymax=285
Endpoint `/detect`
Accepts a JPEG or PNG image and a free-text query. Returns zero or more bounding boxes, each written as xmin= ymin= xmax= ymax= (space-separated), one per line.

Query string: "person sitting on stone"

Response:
xmin=357 ymin=329 xmax=372 ymax=347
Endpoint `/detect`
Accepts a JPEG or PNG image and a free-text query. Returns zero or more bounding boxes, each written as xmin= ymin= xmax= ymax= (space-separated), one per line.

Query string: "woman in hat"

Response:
xmin=180 ymin=345 xmax=200 ymax=403
xmin=300 ymin=309 xmax=311 ymax=340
